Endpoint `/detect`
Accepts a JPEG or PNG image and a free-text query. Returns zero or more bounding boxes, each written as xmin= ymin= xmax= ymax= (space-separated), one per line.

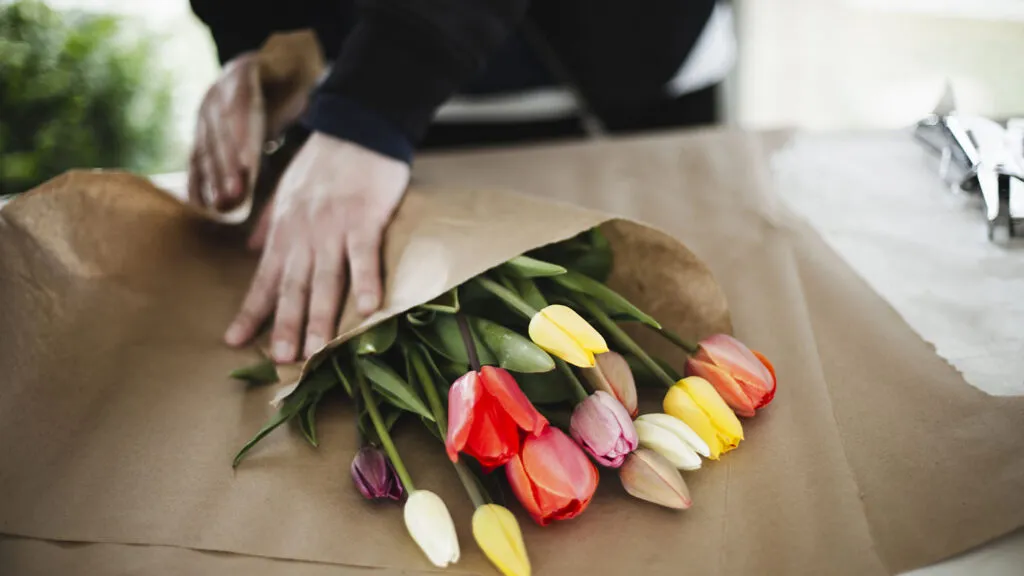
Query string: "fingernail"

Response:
xmin=224 ymin=176 xmax=237 ymax=198
xmin=304 ymin=335 xmax=325 ymax=358
xmin=273 ymin=340 xmax=295 ymax=363
xmin=224 ymin=324 xmax=246 ymax=346
xmin=357 ymin=293 xmax=378 ymax=314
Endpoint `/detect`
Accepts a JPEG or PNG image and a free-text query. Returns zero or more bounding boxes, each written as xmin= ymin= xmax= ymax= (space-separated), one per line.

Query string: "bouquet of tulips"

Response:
xmin=230 ymin=227 xmax=778 ymax=576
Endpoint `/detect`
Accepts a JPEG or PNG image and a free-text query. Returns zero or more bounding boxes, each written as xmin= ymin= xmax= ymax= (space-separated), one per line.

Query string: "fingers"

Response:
xmin=204 ymin=107 xmax=243 ymax=211
xmin=187 ymin=120 xmax=208 ymax=206
xmin=225 ymin=247 xmax=283 ymax=349
xmin=248 ymin=196 xmax=275 ymax=252
xmin=347 ymin=223 xmax=385 ymax=316
xmin=270 ymin=245 xmax=313 ymax=363
xmin=304 ymin=234 xmax=346 ymax=358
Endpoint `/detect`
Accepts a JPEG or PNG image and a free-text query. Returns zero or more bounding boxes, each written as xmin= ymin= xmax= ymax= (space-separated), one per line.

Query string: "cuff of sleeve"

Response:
xmin=301 ymin=92 xmax=415 ymax=164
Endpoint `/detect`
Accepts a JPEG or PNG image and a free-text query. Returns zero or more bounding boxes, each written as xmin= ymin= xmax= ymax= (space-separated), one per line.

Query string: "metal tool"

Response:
xmin=913 ymin=84 xmax=1024 ymax=242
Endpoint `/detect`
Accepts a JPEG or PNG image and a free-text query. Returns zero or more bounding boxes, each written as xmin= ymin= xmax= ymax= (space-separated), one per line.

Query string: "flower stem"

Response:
xmin=577 ymin=295 xmax=678 ymax=389
xmin=411 ymin=345 xmax=489 ymax=509
xmin=356 ymin=366 xmax=416 ymax=492
xmin=655 ymin=327 xmax=700 ymax=355
xmin=474 ymin=276 xmax=538 ymax=320
xmin=556 ymin=358 xmax=590 ymax=403
xmin=456 ymin=314 xmax=482 ymax=372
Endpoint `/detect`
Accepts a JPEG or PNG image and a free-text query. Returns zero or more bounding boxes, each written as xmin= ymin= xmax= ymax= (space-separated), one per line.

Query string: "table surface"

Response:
xmin=12 ymin=129 xmax=1023 ymax=574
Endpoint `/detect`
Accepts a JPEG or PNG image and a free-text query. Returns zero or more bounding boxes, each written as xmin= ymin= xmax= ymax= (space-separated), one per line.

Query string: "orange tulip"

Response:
xmin=505 ymin=427 xmax=599 ymax=526
xmin=686 ymin=334 xmax=776 ymax=418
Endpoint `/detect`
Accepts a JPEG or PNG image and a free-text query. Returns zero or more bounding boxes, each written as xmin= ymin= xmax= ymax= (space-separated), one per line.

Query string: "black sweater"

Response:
xmin=190 ymin=0 xmax=715 ymax=163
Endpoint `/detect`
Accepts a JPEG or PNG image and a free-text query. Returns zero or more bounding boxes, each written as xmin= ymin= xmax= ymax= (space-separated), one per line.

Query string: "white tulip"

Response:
xmin=634 ymin=413 xmax=710 ymax=470
xmin=404 ymin=490 xmax=461 ymax=567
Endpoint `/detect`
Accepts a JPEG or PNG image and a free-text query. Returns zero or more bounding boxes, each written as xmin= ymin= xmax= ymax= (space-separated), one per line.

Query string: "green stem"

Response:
xmin=455 ymin=314 xmax=482 ymax=372
xmin=411 ymin=345 xmax=489 ymax=509
xmin=356 ymin=367 xmax=416 ymax=492
xmin=556 ymin=358 xmax=590 ymax=403
xmin=474 ymin=276 xmax=538 ymax=319
xmin=656 ymin=327 xmax=700 ymax=355
xmin=577 ymin=295 xmax=677 ymax=389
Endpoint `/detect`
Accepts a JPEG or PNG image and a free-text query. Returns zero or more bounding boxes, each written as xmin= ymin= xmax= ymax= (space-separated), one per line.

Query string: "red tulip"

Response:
xmin=506 ymin=427 xmax=599 ymax=526
xmin=446 ymin=366 xmax=548 ymax=471
xmin=685 ymin=334 xmax=777 ymax=418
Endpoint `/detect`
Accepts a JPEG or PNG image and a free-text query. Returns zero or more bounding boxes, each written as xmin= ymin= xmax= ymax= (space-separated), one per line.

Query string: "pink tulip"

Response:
xmin=570 ymin=391 xmax=639 ymax=468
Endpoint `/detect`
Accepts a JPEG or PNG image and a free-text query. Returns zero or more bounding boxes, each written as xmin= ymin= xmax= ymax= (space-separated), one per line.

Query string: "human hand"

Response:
xmin=224 ymin=133 xmax=410 ymax=362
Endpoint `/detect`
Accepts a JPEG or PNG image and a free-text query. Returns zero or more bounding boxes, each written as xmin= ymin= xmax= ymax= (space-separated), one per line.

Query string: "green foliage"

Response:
xmin=0 ymin=0 xmax=174 ymax=195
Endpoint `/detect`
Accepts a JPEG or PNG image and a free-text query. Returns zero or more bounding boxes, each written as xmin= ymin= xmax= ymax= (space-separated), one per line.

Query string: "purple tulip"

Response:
xmin=570 ymin=391 xmax=639 ymax=468
xmin=351 ymin=446 xmax=404 ymax=501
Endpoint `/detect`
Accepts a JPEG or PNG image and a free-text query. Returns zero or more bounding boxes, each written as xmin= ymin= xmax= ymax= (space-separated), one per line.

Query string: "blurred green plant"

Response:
xmin=0 ymin=0 xmax=174 ymax=196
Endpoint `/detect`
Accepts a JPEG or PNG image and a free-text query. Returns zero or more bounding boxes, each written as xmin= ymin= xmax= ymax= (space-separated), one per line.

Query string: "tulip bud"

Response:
xmin=570 ymin=391 xmax=638 ymax=468
xmin=404 ymin=490 xmax=461 ymax=567
xmin=582 ymin=351 xmax=638 ymax=418
xmin=473 ymin=504 xmax=532 ymax=576
xmin=664 ymin=376 xmax=744 ymax=460
xmin=686 ymin=334 xmax=777 ymax=417
xmin=528 ymin=304 xmax=608 ymax=368
xmin=619 ymin=448 xmax=692 ymax=510
xmin=350 ymin=446 xmax=404 ymax=501
xmin=634 ymin=413 xmax=709 ymax=470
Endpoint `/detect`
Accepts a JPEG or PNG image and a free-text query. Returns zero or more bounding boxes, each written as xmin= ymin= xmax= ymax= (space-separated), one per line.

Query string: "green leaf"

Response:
xmin=299 ymin=400 xmax=319 ymax=447
xmin=572 ymin=228 xmax=613 ymax=281
xmin=233 ymin=392 xmax=307 ymax=467
xmin=626 ymin=354 xmax=682 ymax=388
xmin=422 ymin=416 xmax=444 ymax=442
xmin=406 ymin=308 xmax=436 ymax=326
xmin=515 ymin=371 xmax=575 ymax=405
xmin=354 ymin=318 xmax=398 ymax=355
xmin=554 ymin=270 xmax=661 ymax=329
xmin=509 ymin=275 xmax=549 ymax=311
xmin=229 ymin=358 xmax=278 ymax=385
xmin=385 ymin=409 xmax=403 ymax=431
xmin=411 ymin=314 xmax=497 ymax=366
xmin=502 ymin=255 xmax=568 ymax=278
xmin=419 ymin=288 xmax=460 ymax=313
xmin=469 ymin=316 xmax=554 ymax=373
xmin=358 ymin=357 xmax=435 ymax=422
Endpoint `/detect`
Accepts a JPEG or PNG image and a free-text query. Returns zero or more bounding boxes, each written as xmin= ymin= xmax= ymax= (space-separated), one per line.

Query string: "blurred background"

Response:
xmin=1 ymin=0 xmax=1023 ymax=195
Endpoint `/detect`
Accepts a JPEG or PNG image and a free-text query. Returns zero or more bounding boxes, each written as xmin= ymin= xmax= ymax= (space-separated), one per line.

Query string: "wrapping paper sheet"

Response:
xmin=1 ymin=127 xmax=1023 ymax=576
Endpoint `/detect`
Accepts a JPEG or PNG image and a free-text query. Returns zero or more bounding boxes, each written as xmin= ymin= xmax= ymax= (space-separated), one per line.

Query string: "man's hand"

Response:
xmin=188 ymin=53 xmax=265 ymax=212
xmin=224 ymin=133 xmax=410 ymax=362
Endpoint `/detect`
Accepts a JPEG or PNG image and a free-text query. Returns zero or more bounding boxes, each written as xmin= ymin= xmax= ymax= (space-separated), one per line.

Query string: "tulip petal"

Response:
xmin=465 ymin=399 xmax=520 ymax=471
xmin=637 ymin=413 xmax=710 ymax=458
xmin=523 ymin=427 xmax=598 ymax=501
xmin=480 ymin=366 xmax=548 ymax=435
xmin=506 ymin=452 xmax=546 ymax=526
xmin=591 ymin=351 xmax=639 ymax=418
xmin=540 ymin=304 xmax=609 ymax=355
xmin=404 ymin=490 xmax=461 ymax=567
xmin=446 ymin=371 xmax=482 ymax=462
xmin=473 ymin=504 xmax=532 ymax=576
xmin=751 ymin=350 xmax=777 ymax=407
xmin=663 ymin=385 xmax=722 ymax=459
xmin=687 ymin=358 xmax=757 ymax=418
xmin=634 ymin=420 xmax=702 ymax=470
xmin=682 ymin=376 xmax=744 ymax=445
xmin=699 ymin=334 xmax=773 ymax=395
xmin=528 ymin=312 xmax=594 ymax=367
xmin=619 ymin=449 xmax=692 ymax=510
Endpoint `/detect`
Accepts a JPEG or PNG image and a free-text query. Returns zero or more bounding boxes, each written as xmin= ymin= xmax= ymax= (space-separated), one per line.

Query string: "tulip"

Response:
xmin=447 ymin=366 xmax=548 ymax=471
xmin=473 ymin=504 xmax=532 ymax=576
xmin=404 ymin=490 xmax=461 ymax=567
xmin=619 ymin=448 xmax=692 ymax=509
xmin=686 ymin=334 xmax=777 ymax=417
xmin=528 ymin=304 xmax=608 ymax=368
xmin=582 ymin=351 xmax=638 ymax=417
xmin=350 ymin=446 xmax=404 ymax=501
xmin=634 ymin=413 xmax=709 ymax=470
xmin=663 ymin=376 xmax=743 ymax=460
xmin=506 ymin=427 xmax=599 ymax=526
xmin=570 ymin=391 xmax=638 ymax=468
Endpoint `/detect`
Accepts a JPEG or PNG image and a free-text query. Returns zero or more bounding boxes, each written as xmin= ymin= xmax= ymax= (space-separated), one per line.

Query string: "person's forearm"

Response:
xmin=305 ymin=0 xmax=530 ymax=163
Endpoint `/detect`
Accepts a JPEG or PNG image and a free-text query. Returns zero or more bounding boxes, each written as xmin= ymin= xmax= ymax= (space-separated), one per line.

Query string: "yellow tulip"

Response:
xmin=472 ymin=504 xmax=532 ymax=576
xmin=528 ymin=304 xmax=608 ymax=367
xmin=663 ymin=376 xmax=743 ymax=460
